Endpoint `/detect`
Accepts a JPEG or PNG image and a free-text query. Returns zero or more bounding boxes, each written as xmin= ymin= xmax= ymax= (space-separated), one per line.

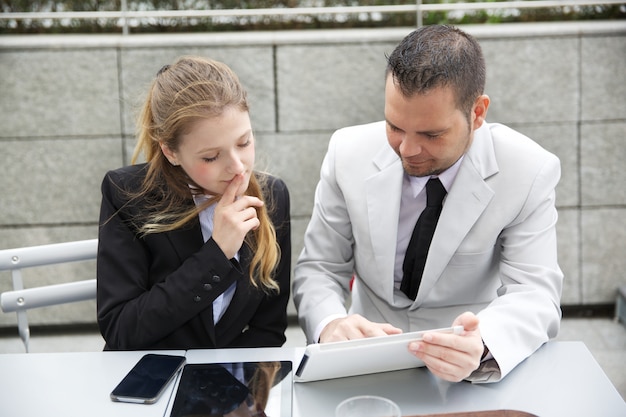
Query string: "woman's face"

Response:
xmin=161 ymin=106 xmax=255 ymax=197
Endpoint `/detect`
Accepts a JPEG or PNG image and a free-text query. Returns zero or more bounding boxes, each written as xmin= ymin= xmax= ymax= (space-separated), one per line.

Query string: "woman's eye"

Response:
xmin=203 ymin=155 xmax=218 ymax=163
xmin=239 ymin=138 xmax=251 ymax=148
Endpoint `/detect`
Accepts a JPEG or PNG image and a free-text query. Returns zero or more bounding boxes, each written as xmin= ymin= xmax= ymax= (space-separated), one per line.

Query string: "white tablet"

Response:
xmin=294 ymin=325 xmax=463 ymax=382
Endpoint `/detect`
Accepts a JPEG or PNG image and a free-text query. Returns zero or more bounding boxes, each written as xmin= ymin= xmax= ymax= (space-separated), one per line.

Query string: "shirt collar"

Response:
xmin=407 ymin=155 xmax=464 ymax=198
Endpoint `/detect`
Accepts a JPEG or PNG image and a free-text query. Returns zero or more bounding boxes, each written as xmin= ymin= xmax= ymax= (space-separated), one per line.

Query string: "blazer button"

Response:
xmin=203 ymin=283 xmax=212 ymax=291
xmin=212 ymin=275 xmax=221 ymax=283
xmin=193 ymin=295 xmax=201 ymax=302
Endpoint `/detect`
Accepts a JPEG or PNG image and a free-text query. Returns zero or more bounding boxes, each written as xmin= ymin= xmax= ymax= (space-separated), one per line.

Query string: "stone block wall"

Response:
xmin=0 ymin=21 xmax=624 ymax=328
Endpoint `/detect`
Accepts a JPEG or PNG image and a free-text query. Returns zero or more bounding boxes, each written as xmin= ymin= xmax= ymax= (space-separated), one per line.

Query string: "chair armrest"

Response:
xmin=0 ymin=279 xmax=97 ymax=313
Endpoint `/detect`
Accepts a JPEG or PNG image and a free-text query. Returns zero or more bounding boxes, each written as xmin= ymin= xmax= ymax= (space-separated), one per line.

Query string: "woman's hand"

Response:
xmin=212 ymin=173 xmax=264 ymax=259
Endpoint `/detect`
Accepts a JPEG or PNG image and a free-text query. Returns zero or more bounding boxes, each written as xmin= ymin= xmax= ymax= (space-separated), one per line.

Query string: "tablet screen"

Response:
xmin=169 ymin=361 xmax=292 ymax=417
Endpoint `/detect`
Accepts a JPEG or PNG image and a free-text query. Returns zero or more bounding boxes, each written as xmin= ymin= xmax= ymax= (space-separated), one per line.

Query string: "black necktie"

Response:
xmin=400 ymin=177 xmax=447 ymax=300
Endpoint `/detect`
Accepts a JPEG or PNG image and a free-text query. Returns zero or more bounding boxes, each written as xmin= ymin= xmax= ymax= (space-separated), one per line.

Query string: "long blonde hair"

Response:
xmin=130 ymin=56 xmax=279 ymax=292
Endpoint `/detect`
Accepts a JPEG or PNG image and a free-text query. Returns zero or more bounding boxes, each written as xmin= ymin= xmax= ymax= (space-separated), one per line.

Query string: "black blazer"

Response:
xmin=96 ymin=164 xmax=291 ymax=350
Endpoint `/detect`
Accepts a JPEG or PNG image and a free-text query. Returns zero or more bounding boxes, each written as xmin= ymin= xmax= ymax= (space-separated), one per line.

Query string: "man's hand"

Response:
xmin=212 ymin=173 xmax=264 ymax=259
xmin=319 ymin=314 xmax=403 ymax=343
xmin=408 ymin=312 xmax=484 ymax=382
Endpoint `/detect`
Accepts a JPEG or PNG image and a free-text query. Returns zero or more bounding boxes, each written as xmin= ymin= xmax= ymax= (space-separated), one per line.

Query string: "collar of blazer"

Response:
xmin=365 ymin=123 xmax=499 ymax=306
xmin=413 ymin=123 xmax=498 ymax=305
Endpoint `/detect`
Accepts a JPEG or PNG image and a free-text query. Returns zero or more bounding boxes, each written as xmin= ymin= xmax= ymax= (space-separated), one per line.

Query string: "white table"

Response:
xmin=0 ymin=342 xmax=623 ymax=417
xmin=185 ymin=342 xmax=626 ymax=417
xmin=0 ymin=350 xmax=185 ymax=417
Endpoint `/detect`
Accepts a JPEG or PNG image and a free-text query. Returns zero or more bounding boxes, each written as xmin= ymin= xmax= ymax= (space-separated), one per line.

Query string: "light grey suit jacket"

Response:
xmin=293 ymin=121 xmax=563 ymax=382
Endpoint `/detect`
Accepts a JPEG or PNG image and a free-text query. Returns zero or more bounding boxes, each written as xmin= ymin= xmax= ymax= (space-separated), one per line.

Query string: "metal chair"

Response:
xmin=0 ymin=239 xmax=98 ymax=352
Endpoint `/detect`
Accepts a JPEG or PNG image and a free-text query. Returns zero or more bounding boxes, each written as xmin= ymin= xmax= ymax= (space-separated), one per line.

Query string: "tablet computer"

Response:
xmin=294 ymin=325 xmax=463 ymax=382
xmin=169 ymin=361 xmax=292 ymax=416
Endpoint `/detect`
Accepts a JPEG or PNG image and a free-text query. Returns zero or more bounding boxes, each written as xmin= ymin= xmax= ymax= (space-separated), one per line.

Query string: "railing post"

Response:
xmin=121 ymin=0 xmax=128 ymax=35
xmin=416 ymin=0 xmax=423 ymax=27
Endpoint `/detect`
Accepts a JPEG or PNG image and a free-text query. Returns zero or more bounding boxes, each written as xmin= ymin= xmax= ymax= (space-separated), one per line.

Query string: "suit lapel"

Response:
xmin=414 ymin=125 xmax=499 ymax=305
xmin=366 ymin=146 xmax=404 ymax=299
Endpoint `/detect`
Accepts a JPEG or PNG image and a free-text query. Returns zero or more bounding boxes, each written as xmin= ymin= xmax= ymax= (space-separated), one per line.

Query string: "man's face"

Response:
xmin=385 ymin=75 xmax=484 ymax=177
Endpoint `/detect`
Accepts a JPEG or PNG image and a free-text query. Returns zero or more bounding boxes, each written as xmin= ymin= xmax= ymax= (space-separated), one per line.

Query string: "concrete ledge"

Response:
xmin=1 ymin=20 xmax=624 ymax=49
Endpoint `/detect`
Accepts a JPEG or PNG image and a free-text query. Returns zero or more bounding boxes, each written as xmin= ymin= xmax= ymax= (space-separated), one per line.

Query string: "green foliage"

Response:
xmin=1 ymin=0 xmax=624 ymax=34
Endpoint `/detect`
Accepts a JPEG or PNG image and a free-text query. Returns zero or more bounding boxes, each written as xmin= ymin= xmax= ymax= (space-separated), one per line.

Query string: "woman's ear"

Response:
xmin=471 ymin=95 xmax=490 ymax=130
xmin=160 ymin=143 xmax=179 ymax=166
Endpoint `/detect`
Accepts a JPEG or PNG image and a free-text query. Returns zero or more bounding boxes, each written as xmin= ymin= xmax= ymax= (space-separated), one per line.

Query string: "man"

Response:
xmin=293 ymin=25 xmax=563 ymax=383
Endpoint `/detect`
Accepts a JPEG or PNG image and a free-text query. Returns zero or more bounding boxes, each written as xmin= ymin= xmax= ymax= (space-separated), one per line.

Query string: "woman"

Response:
xmin=96 ymin=56 xmax=291 ymax=350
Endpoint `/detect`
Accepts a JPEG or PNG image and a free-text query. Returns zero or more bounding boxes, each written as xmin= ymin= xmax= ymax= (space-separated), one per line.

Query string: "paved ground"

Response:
xmin=0 ymin=318 xmax=624 ymax=401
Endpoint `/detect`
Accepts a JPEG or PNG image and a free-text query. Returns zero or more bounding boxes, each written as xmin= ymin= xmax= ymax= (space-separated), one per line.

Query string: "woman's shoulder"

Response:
xmin=103 ymin=163 xmax=149 ymax=189
xmin=257 ymin=172 xmax=289 ymax=197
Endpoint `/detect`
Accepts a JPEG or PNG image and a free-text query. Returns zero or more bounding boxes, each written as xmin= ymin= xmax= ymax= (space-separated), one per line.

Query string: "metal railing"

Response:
xmin=1 ymin=0 xmax=624 ymax=35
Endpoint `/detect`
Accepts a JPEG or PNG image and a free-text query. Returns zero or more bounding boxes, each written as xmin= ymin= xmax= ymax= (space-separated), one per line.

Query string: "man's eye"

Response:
xmin=424 ymin=133 xmax=442 ymax=140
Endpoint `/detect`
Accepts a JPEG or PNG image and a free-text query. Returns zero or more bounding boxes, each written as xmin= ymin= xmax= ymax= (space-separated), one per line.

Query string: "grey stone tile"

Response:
xmin=0 ymin=225 xmax=97 ymax=251
xmin=482 ymin=37 xmax=579 ymax=124
xmin=581 ymin=36 xmax=626 ymax=121
xmin=556 ymin=209 xmax=581 ymax=305
xmin=290 ymin=217 xmax=309 ymax=271
xmin=512 ymin=123 xmax=579 ymax=208
xmin=0 ymin=49 xmax=121 ymax=138
xmin=0 ymin=137 xmax=123 ymax=225
xmin=581 ymin=122 xmax=626 ymax=206
xmin=284 ymin=323 xmax=307 ymax=348
xmin=581 ymin=208 xmax=626 ymax=303
xmin=0 ymin=332 xmax=104 ymax=354
xmin=556 ymin=319 xmax=603 ymax=348
xmin=119 ymin=46 xmax=275 ymax=136
xmin=255 ymin=132 xmax=330 ymax=218
xmin=276 ymin=43 xmax=392 ymax=132
xmin=594 ymin=319 xmax=626 ymax=351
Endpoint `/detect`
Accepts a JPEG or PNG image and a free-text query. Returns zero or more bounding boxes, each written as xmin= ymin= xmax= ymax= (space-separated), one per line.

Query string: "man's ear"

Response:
xmin=472 ymin=95 xmax=490 ymax=130
xmin=160 ymin=143 xmax=179 ymax=166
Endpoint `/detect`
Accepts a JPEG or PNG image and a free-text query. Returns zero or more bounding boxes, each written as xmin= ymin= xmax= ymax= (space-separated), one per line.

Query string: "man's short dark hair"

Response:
xmin=386 ymin=25 xmax=486 ymax=116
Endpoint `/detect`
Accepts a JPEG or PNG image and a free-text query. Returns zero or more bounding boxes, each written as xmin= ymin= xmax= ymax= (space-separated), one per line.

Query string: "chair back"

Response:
xmin=0 ymin=239 xmax=98 ymax=352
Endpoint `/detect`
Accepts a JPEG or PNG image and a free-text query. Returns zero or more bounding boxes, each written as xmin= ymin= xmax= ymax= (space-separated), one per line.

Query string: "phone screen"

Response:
xmin=110 ymin=354 xmax=186 ymax=404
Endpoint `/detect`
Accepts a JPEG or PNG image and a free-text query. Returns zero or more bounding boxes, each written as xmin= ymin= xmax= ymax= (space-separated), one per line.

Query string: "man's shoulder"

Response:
xmin=330 ymin=121 xmax=389 ymax=155
xmin=475 ymin=122 xmax=559 ymax=170
xmin=485 ymin=122 xmax=555 ymax=159
xmin=333 ymin=120 xmax=386 ymax=140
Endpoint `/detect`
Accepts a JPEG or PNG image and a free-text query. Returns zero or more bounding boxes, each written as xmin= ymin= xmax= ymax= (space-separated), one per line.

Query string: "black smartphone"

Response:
xmin=110 ymin=354 xmax=186 ymax=404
